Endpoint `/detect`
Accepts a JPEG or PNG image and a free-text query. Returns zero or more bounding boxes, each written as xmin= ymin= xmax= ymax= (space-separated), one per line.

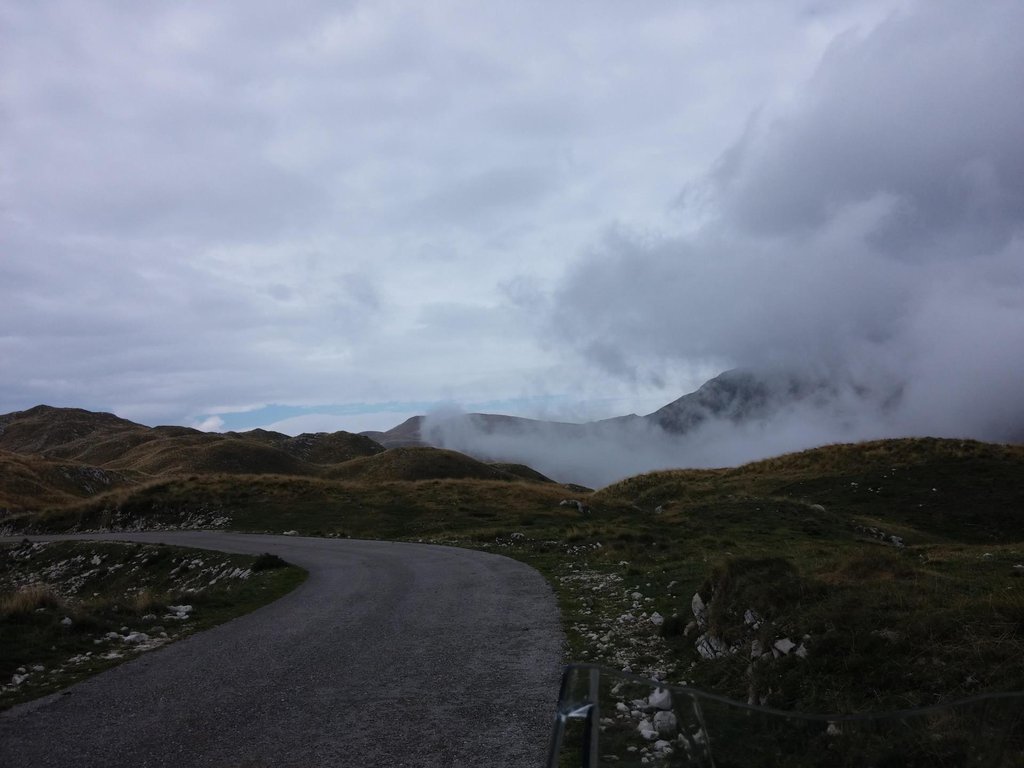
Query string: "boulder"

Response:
xmin=653 ymin=710 xmax=678 ymax=737
xmin=648 ymin=687 xmax=672 ymax=711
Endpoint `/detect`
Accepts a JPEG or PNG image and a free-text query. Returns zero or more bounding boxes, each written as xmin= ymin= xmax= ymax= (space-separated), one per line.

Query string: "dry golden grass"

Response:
xmin=323 ymin=446 xmax=530 ymax=483
xmin=0 ymin=583 xmax=63 ymax=618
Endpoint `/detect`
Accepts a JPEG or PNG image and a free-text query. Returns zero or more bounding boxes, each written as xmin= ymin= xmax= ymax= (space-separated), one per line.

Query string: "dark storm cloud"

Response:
xmin=418 ymin=1 xmax=1024 ymax=483
xmin=544 ymin=0 xmax=1024 ymax=456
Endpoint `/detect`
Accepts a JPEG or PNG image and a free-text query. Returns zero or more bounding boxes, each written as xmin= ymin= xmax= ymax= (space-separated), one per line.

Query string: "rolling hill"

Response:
xmin=0 ymin=405 xmax=562 ymax=526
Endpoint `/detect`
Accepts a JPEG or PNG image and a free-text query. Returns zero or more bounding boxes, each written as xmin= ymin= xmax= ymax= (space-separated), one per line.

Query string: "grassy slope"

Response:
xmin=551 ymin=437 xmax=1024 ymax=711
xmin=0 ymin=540 xmax=305 ymax=710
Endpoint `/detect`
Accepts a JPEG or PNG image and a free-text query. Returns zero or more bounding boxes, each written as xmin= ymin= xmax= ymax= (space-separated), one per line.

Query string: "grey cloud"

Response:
xmin=711 ymin=2 xmax=1024 ymax=259
xmin=543 ymin=0 xmax=1024 ymax=467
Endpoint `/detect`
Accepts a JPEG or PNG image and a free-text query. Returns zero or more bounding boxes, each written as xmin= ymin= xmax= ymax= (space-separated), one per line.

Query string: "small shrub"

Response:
xmin=130 ymin=588 xmax=163 ymax=615
xmin=661 ymin=614 xmax=688 ymax=638
xmin=251 ymin=552 xmax=288 ymax=571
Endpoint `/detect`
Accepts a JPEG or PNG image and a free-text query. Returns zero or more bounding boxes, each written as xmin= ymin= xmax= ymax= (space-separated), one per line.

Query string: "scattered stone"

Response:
xmin=691 ymin=593 xmax=708 ymax=627
xmin=743 ymin=608 xmax=763 ymax=628
xmin=282 ymin=530 xmax=299 ymax=536
xmin=166 ymin=605 xmax=193 ymax=620
xmin=142 ymin=614 xmax=159 ymax=623
xmin=60 ymin=617 xmax=72 ymax=627
xmin=773 ymin=638 xmax=797 ymax=655
xmin=123 ymin=632 xmax=150 ymax=644
xmin=559 ymin=499 xmax=591 ymax=514
xmin=637 ymin=719 xmax=659 ymax=741
xmin=648 ymin=687 xmax=672 ymax=711
xmin=649 ymin=612 xmax=664 ymax=627
xmin=653 ymin=710 xmax=677 ymax=737
xmin=696 ymin=633 xmax=730 ymax=659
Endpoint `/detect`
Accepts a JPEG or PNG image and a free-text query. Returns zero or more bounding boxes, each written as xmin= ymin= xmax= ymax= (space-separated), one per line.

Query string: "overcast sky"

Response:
xmin=3 ymin=0 xmax=1021 ymax=442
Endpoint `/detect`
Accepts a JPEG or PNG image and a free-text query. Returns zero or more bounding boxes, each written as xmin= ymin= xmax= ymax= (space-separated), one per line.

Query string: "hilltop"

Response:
xmin=0 ymin=405 xmax=562 ymax=522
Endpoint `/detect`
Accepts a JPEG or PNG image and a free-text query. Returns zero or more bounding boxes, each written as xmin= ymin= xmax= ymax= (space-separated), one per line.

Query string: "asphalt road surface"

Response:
xmin=0 ymin=532 xmax=565 ymax=768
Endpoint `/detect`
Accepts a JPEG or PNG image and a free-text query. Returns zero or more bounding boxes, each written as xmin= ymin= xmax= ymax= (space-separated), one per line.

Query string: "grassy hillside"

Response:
xmin=12 ymin=473 xmax=575 ymax=540
xmin=537 ymin=437 xmax=1024 ymax=713
xmin=0 ymin=539 xmax=304 ymax=709
xmin=323 ymin=446 xmax=546 ymax=483
xmin=3 ymin=418 xmax=1023 ymax=718
xmin=0 ymin=451 xmax=138 ymax=514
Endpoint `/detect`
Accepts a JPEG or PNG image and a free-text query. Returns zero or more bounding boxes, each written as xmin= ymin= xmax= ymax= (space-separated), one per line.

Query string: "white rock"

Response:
xmin=649 ymin=612 xmax=664 ymax=627
xmin=648 ymin=687 xmax=672 ymax=711
xmin=743 ymin=608 xmax=763 ymax=628
xmin=11 ymin=674 xmax=28 ymax=686
xmin=637 ymin=719 xmax=659 ymax=741
xmin=91 ymin=555 xmax=101 ymax=565
xmin=691 ymin=593 xmax=708 ymax=626
xmin=774 ymin=638 xmax=797 ymax=655
xmin=695 ymin=633 xmax=729 ymax=659
xmin=282 ymin=530 xmax=299 ymax=536
xmin=653 ymin=740 xmax=673 ymax=754
xmin=653 ymin=710 xmax=677 ymax=737
xmin=60 ymin=617 xmax=72 ymax=626
xmin=30 ymin=665 xmax=44 ymax=672
xmin=124 ymin=632 xmax=150 ymax=644
xmin=795 ymin=643 xmax=808 ymax=658
xmin=615 ymin=702 xmax=630 ymax=713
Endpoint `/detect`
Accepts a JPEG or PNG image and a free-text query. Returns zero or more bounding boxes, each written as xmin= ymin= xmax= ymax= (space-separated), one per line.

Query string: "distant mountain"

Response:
xmin=362 ymin=412 xmax=596 ymax=448
xmin=362 ymin=368 xmax=829 ymax=448
xmin=645 ymin=368 xmax=836 ymax=433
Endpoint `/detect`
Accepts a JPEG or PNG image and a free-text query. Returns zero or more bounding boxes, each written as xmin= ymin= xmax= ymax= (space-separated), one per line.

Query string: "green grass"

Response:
xmin=0 ymin=540 xmax=306 ymax=710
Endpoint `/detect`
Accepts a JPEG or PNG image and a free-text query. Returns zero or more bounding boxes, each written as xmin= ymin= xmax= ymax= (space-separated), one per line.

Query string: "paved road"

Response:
xmin=0 ymin=532 xmax=564 ymax=767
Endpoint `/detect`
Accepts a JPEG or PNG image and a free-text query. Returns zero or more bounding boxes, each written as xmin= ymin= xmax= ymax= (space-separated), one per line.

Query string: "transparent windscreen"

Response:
xmin=548 ymin=665 xmax=1024 ymax=768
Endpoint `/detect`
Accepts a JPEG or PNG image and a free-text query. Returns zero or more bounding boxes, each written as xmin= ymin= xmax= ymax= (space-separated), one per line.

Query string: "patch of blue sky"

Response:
xmin=207 ymin=395 xmax=582 ymax=432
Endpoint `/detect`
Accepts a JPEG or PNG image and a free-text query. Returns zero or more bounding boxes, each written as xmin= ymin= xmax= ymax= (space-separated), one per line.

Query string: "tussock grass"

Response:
xmin=0 ymin=583 xmax=63 ymax=618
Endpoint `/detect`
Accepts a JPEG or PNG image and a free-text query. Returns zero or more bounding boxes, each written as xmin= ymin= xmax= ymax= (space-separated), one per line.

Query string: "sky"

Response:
xmin=2 ymin=1 xmax=1022 ymax=469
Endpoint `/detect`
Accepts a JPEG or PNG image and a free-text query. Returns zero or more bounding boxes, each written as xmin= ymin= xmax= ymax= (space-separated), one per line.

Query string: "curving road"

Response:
xmin=0 ymin=532 xmax=564 ymax=768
